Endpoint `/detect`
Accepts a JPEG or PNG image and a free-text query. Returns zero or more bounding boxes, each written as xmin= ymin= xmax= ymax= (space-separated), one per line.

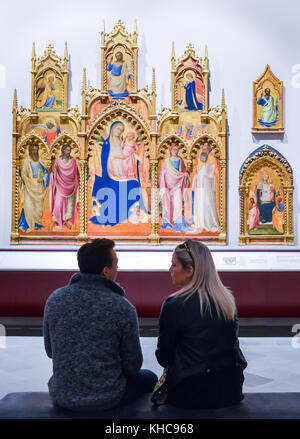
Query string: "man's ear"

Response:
xmin=101 ymin=266 xmax=109 ymax=278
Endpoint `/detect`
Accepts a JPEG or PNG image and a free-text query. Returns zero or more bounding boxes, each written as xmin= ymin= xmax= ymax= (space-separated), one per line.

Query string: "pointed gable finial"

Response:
xmin=101 ymin=19 xmax=105 ymax=45
xmin=45 ymin=43 xmax=55 ymax=56
xmin=221 ymin=88 xmax=226 ymax=132
xmin=185 ymin=43 xmax=195 ymax=57
xmin=64 ymin=41 xmax=68 ymax=60
xmin=171 ymin=41 xmax=175 ymax=70
xmin=114 ymin=19 xmax=125 ymax=33
xmin=13 ymin=88 xmax=18 ymax=112
xmin=82 ymin=68 xmax=87 ymax=115
xmin=151 ymin=67 xmax=157 ymax=115
xmin=152 ymin=67 xmax=156 ymax=93
xmin=133 ymin=19 xmax=138 ymax=45
xmin=204 ymin=45 xmax=208 ymax=70
xmin=64 ymin=41 xmax=68 ymax=69
xmin=31 ymin=42 xmax=36 ymax=70
xmin=12 ymin=89 xmax=18 ymax=132
xmin=31 ymin=42 xmax=36 ymax=60
xmin=133 ymin=18 xmax=137 ymax=36
xmin=82 ymin=67 xmax=86 ymax=91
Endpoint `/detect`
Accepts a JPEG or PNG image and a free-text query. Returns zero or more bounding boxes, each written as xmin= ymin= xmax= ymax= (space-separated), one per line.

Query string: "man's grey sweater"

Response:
xmin=43 ymin=273 xmax=143 ymax=410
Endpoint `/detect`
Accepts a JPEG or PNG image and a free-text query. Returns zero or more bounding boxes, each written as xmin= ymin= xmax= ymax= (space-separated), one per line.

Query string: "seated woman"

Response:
xmin=155 ymin=240 xmax=247 ymax=409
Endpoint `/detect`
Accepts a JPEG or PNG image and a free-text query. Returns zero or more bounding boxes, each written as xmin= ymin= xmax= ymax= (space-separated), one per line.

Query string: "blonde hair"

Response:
xmin=172 ymin=241 xmax=236 ymax=321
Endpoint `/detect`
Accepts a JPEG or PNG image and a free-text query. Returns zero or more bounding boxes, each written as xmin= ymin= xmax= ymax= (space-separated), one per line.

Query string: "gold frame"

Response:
xmin=32 ymin=43 xmax=69 ymax=114
xmin=157 ymin=43 xmax=227 ymax=244
xmin=11 ymin=20 xmax=227 ymax=245
xmin=239 ymin=145 xmax=294 ymax=245
xmin=11 ymin=43 xmax=83 ymax=244
xmin=252 ymin=65 xmax=284 ymax=133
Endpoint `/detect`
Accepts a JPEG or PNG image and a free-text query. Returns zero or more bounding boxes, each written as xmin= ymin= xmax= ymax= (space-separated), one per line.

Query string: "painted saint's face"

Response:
xmin=115 ymin=52 xmax=123 ymax=62
xmin=202 ymin=143 xmax=210 ymax=154
xmin=170 ymin=145 xmax=179 ymax=157
xmin=113 ymin=124 xmax=125 ymax=137
xmin=127 ymin=133 xmax=134 ymax=141
xmin=46 ymin=121 xmax=55 ymax=129
xmin=64 ymin=147 xmax=71 ymax=157
xmin=30 ymin=145 xmax=39 ymax=161
xmin=263 ymin=174 xmax=269 ymax=183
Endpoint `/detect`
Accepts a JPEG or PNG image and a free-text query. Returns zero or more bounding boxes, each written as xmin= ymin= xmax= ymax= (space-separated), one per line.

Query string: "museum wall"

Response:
xmin=1 ymin=0 xmax=300 ymax=249
xmin=1 ymin=270 xmax=300 ymax=318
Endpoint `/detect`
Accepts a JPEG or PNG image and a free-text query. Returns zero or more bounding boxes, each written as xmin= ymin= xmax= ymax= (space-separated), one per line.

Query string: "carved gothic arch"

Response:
xmin=157 ymin=133 xmax=189 ymax=160
xmin=239 ymin=145 xmax=293 ymax=245
xmin=50 ymin=133 xmax=80 ymax=159
xmin=87 ymin=105 xmax=151 ymax=158
xmin=17 ymin=132 xmax=49 ymax=165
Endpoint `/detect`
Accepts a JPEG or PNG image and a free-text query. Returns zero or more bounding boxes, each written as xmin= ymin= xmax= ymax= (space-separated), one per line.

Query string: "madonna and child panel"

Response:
xmin=239 ymin=145 xmax=293 ymax=245
xmin=87 ymin=120 xmax=151 ymax=237
xmin=247 ymin=169 xmax=284 ymax=236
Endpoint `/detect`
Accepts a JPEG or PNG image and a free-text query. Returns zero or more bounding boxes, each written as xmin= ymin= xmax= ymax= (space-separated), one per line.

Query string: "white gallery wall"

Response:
xmin=0 ymin=0 xmax=299 ymax=251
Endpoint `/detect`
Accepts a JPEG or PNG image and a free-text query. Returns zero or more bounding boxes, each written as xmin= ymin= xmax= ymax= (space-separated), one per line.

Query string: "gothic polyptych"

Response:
xmin=12 ymin=19 xmax=227 ymax=244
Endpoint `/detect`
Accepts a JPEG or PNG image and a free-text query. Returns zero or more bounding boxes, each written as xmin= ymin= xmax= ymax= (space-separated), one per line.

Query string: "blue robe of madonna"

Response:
xmin=257 ymin=188 xmax=276 ymax=223
xmin=184 ymin=81 xmax=203 ymax=111
xmin=90 ymin=123 xmax=147 ymax=226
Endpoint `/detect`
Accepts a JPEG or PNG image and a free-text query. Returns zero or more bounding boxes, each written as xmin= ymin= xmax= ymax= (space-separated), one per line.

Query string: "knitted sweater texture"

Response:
xmin=43 ymin=273 xmax=143 ymax=410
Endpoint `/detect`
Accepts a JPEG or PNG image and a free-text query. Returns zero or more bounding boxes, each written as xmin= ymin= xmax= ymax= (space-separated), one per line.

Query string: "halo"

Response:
xmin=46 ymin=72 xmax=55 ymax=82
xmin=168 ymin=142 xmax=180 ymax=151
xmin=184 ymin=70 xmax=196 ymax=81
xmin=113 ymin=46 xmax=125 ymax=60
xmin=124 ymin=130 xmax=136 ymax=140
xmin=45 ymin=117 xmax=56 ymax=125
xmin=110 ymin=121 xmax=125 ymax=135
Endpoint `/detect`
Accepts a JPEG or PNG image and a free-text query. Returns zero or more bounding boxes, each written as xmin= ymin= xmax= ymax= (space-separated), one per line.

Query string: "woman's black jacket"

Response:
xmin=155 ymin=292 xmax=247 ymax=388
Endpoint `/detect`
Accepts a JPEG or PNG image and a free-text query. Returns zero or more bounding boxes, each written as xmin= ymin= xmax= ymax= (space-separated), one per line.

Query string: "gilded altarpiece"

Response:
xmin=11 ymin=20 xmax=227 ymax=245
xmin=239 ymin=145 xmax=293 ymax=245
xmin=155 ymin=44 xmax=227 ymax=244
xmin=11 ymin=44 xmax=83 ymax=243
xmin=252 ymin=65 xmax=284 ymax=133
xmin=86 ymin=21 xmax=153 ymax=242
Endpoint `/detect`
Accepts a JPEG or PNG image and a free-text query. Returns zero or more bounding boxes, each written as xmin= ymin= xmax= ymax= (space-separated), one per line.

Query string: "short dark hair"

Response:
xmin=77 ymin=239 xmax=115 ymax=274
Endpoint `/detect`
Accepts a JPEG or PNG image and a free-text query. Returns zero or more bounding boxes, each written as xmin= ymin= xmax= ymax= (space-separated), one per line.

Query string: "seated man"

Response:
xmin=43 ymin=238 xmax=157 ymax=411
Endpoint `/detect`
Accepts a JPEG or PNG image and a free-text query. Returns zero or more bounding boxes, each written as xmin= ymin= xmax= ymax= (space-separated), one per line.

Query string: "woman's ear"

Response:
xmin=186 ymin=265 xmax=194 ymax=279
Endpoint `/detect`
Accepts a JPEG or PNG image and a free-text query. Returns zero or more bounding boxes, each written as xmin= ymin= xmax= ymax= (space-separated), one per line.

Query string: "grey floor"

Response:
xmin=0 ymin=337 xmax=300 ymax=400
